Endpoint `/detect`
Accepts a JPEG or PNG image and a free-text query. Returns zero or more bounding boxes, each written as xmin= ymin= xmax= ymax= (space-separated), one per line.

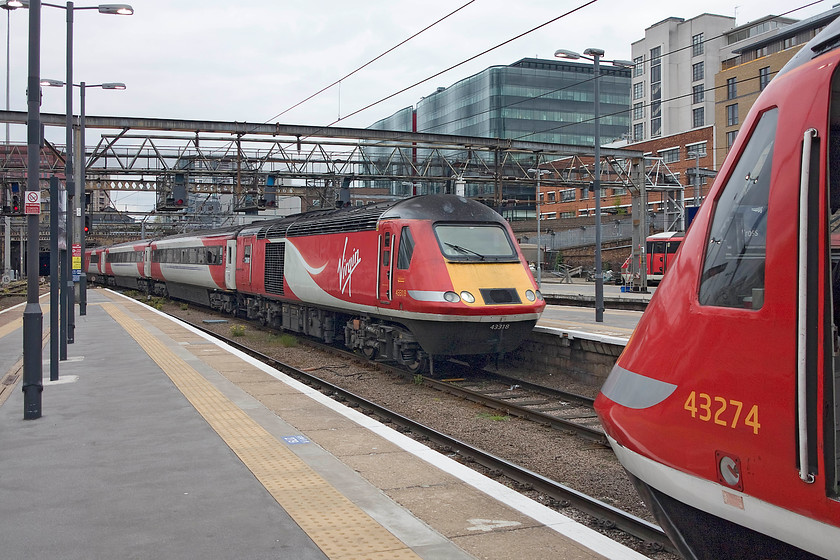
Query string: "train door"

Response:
xmin=225 ymin=240 xmax=237 ymax=290
xmin=648 ymin=240 xmax=666 ymax=275
xmin=144 ymin=247 xmax=151 ymax=278
xmin=377 ymin=225 xmax=394 ymax=303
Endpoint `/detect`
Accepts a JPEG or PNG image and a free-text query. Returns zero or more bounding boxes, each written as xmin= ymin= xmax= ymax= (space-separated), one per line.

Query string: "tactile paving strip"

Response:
xmin=102 ymin=302 xmax=421 ymax=560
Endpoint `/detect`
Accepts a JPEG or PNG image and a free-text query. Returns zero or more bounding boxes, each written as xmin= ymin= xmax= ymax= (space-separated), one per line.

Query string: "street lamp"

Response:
xmin=41 ymin=79 xmax=125 ymax=316
xmin=40 ymin=1 xmax=133 ymax=343
xmin=527 ymin=167 xmax=550 ymax=288
xmin=555 ymin=48 xmax=634 ymax=323
xmin=1 ymin=0 xmax=25 ymax=283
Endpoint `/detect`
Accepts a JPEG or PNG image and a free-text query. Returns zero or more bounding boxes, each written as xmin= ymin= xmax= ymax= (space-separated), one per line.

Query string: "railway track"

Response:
xmin=176 ymin=313 xmax=674 ymax=556
xmin=429 ymin=370 xmax=606 ymax=445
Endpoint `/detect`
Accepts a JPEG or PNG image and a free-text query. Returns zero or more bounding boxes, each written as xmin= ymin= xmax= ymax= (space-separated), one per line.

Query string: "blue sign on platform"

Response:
xmin=282 ymin=435 xmax=311 ymax=445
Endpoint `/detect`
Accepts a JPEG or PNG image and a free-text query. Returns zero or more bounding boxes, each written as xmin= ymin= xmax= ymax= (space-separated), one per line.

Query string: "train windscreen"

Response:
xmin=434 ymin=224 xmax=517 ymax=262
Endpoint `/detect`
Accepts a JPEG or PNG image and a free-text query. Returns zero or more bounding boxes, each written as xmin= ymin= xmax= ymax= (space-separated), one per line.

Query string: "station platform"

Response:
xmin=0 ymin=289 xmax=649 ymax=560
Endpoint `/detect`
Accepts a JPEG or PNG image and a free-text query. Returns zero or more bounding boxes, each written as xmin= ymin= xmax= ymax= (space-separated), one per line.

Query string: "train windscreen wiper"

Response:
xmin=445 ymin=242 xmax=485 ymax=260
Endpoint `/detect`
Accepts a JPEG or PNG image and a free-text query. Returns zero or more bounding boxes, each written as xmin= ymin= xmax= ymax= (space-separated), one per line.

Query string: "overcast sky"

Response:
xmin=2 ymin=0 xmax=830 ymax=141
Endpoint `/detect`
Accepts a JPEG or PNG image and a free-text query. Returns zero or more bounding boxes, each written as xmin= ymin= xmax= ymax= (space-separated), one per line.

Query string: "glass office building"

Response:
xmin=415 ymin=58 xmax=631 ymax=145
xmin=366 ymin=58 xmax=631 ymax=201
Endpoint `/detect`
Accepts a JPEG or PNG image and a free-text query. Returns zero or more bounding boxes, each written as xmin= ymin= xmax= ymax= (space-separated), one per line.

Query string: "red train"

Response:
xmin=595 ymin=18 xmax=840 ymax=559
xmin=86 ymin=195 xmax=545 ymax=372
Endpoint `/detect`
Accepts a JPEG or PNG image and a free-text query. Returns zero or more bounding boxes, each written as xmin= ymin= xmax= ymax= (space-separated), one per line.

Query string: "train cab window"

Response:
xmin=396 ymin=227 xmax=415 ymax=270
xmin=243 ymin=245 xmax=251 ymax=264
xmin=434 ymin=224 xmax=517 ymax=262
xmin=382 ymin=232 xmax=391 ymax=266
xmin=699 ymin=108 xmax=777 ymax=309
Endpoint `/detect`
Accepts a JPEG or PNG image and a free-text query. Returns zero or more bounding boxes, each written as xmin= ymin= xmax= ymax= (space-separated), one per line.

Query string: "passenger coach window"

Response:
xmin=397 ymin=227 xmax=415 ymax=270
xmin=699 ymin=108 xmax=777 ymax=309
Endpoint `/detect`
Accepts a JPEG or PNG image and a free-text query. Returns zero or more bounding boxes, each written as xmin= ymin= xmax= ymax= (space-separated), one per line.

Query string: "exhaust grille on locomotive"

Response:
xmin=265 ymin=242 xmax=285 ymax=295
xmin=479 ymin=288 xmax=521 ymax=305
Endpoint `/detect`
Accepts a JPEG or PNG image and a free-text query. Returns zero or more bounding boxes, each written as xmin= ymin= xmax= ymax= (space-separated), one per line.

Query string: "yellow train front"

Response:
xmin=369 ymin=195 xmax=545 ymax=360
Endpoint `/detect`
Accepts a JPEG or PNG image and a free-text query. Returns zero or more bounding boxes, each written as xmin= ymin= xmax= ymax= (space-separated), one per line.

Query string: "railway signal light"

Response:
xmin=84 ymin=216 xmax=90 ymax=233
xmin=11 ymin=195 xmax=20 ymax=214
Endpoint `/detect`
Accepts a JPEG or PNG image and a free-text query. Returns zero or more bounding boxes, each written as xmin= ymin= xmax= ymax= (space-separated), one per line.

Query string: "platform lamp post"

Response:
xmin=79 ymin=81 xmax=124 ymax=314
xmin=527 ymin=167 xmax=550 ymax=288
xmin=38 ymin=2 xmax=133 ymax=344
xmin=22 ymin=0 xmax=41 ymax=419
xmin=1 ymin=0 xmax=25 ymax=283
xmin=555 ymin=48 xmax=634 ymax=323
xmin=41 ymin=79 xmax=125 ymax=317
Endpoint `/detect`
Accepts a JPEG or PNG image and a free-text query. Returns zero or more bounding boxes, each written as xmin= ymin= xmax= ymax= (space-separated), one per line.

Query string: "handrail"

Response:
xmin=797 ymin=128 xmax=818 ymax=484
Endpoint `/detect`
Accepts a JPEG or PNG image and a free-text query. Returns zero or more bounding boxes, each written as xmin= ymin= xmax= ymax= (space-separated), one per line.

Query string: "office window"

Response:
xmin=633 ymin=55 xmax=644 ymax=77
xmin=560 ymin=189 xmax=575 ymax=202
xmin=693 ymin=107 xmax=705 ymax=128
xmin=759 ymin=66 xmax=771 ymax=90
xmin=692 ymin=84 xmax=704 ymax=104
xmin=726 ymin=130 xmax=739 ymax=150
xmin=726 ymin=103 xmax=739 ymax=126
xmin=692 ymin=62 xmax=704 ymax=81
xmin=650 ymin=46 xmax=661 ymax=65
xmin=633 ymin=82 xmax=644 ymax=100
xmin=660 ymin=147 xmax=680 ymax=163
xmin=692 ymin=33 xmax=704 ymax=56
xmin=727 ymin=77 xmax=737 ymax=99
xmin=633 ymin=102 xmax=644 ymax=120
xmin=547 ymin=191 xmax=556 ymax=202
xmin=651 ymin=117 xmax=661 ymax=138
xmin=686 ymin=141 xmax=707 ymax=158
xmin=633 ymin=122 xmax=644 ymax=142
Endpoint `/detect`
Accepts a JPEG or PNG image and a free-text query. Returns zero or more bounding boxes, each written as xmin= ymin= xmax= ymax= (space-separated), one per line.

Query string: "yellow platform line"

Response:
xmin=102 ymin=302 xmax=420 ymax=560
xmin=0 ymin=317 xmax=22 ymax=340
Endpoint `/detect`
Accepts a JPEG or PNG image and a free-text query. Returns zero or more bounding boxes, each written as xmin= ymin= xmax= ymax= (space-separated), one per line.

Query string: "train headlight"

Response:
xmin=525 ymin=290 xmax=536 ymax=302
xmin=460 ymin=291 xmax=475 ymax=303
xmin=443 ymin=291 xmax=461 ymax=303
xmin=535 ymin=290 xmax=543 ymax=301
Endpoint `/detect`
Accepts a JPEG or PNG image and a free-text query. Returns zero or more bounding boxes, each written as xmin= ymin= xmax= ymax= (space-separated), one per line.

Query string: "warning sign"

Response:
xmin=24 ymin=191 xmax=40 ymax=215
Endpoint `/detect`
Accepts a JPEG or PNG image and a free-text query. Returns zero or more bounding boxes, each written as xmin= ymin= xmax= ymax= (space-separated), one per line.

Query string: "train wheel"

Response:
xmin=405 ymin=356 xmax=428 ymax=375
xmin=362 ymin=344 xmax=378 ymax=360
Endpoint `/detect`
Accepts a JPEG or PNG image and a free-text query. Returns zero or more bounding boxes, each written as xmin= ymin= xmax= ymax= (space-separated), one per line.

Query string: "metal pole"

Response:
xmin=64 ymin=0 xmax=74 ymax=343
xmin=592 ymin=51 xmax=604 ymax=323
xmin=79 ymin=81 xmax=86 ymax=314
xmin=536 ymin=160 xmax=541 ymax=288
xmin=22 ymin=0 xmax=42 ymax=419
xmin=693 ymin=152 xmax=700 ymax=208
xmin=49 ymin=174 xmax=58 ymax=380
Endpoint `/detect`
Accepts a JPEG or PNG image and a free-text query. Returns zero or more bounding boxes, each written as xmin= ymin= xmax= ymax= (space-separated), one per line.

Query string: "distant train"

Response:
xmin=595 ymin=17 xmax=840 ymax=559
xmin=620 ymin=231 xmax=684 ymax=286
xmin=86 ymin=195 xmax=545 ymax=372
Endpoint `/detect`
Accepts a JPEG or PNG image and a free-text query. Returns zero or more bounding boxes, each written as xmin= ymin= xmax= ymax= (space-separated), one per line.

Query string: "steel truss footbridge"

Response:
xmin=0 ymin=110 xmax=676 ymax=288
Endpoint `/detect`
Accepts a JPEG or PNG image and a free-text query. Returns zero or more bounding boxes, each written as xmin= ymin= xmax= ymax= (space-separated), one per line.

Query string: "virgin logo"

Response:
xmin=338 ymin=237 xmax=361 ymax=296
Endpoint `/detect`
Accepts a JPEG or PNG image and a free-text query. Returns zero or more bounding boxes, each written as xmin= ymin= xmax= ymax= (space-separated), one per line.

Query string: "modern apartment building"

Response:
xmin=629 ymin=13 xmax=799 ymax=146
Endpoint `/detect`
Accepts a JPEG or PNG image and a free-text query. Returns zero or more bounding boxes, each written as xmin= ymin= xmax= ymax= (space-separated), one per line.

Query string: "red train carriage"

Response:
xmin=595 ymin=18 xmax=840 ymax=559
xmin=146 ymin=228 xmax=238 ymax=313
xmin=101 ymin=240 xmax=150 ymax=290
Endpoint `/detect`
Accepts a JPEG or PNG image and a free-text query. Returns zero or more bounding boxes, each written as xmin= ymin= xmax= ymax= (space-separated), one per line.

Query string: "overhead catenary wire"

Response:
xmin=263 ymin=0 xmax=477 ymax=124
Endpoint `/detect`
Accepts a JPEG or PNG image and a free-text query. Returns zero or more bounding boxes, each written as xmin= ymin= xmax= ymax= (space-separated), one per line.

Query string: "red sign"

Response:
xmin=24 ymin=190 xmax=41 ymax=215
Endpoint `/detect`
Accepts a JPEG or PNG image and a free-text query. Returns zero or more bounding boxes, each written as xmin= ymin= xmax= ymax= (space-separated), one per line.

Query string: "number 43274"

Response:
xmin=684 ymin=391 xmax=760 ymax=435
